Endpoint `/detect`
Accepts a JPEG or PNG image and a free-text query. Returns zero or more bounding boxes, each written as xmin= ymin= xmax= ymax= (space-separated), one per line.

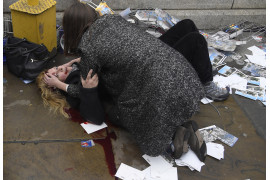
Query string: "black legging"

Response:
xmin=159 ymin=19 xmax=213 ymax=84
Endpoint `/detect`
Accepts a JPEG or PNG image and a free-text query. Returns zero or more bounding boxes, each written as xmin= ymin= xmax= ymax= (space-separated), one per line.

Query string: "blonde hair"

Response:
xmin=36 ymin=70 xmax=70 ymax=118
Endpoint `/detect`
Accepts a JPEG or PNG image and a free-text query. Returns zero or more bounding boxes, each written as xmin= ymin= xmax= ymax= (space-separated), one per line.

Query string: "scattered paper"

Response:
xmin=81 ymin=140 xmax=95 ymax=147
xmin=143 ymin=166 xmax=178 ymax=180
xmin=80 ymin=122 xmax=107 ymax=134
xmin=206 ymin=142 xmax=224 ymax=160
xmin=248 ymin=46 xmax=266 ymax=56
xmin=22 ymin=79 xmax=34 ymax=84
xmin=245 ymin=54 xmax=265 ymax=67
xmin=142 ymin=155 xmax=172 ymax=175
xmin=211 ymin=126 xmax=238 ymax=147
xmin=201 ymin=97 xmax=213 ymax=104
xmin=175 ymin=148 xmax=205 ymax=172
xmin=218 ymin=66 xmax=236 ymax=76
xmin=199 ymin=126 xmax=218 ymax=143
xmin=242 ymin=62 xmax=265 ymax=77
xmin=236 ymin=89 xmax=260 ymax=101
xmin=252 ymin=35 xmax=263 ymax=42
xmin=199 ymin=125 xmax=238 ymax=147
xmin=115 ymin=163 xmax=145 ymax=180
xmin=119 ymin=7 xmax=131 ymax=18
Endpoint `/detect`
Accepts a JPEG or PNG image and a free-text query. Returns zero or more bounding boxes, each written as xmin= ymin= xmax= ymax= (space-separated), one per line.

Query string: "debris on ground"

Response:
xmin=115 ymin=155 xmax=177 ymax=180
xmin=117 ymin=8 xmax=267 ymax=106
xmin=80 ymin=122 xmax=107 ymax=134
xmin=81 ymin=139 xmax=95 ymax=147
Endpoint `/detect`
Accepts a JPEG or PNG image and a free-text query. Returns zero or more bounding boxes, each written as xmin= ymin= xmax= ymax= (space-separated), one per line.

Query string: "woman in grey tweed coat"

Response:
xmin=63 ymin=3 xmax=206 ymax=157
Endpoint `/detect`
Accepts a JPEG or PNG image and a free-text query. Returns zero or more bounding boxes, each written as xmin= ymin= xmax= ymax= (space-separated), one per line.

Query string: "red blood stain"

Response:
xmin=64 ymin=168 xmax=74 ymax=172
xmin=66 ymin=109 xmax=118 ymax=179
xmin=94 ymin=129 xmax=118 ymax=179
xmin=65 ymin=108 xmax=85 ymax=124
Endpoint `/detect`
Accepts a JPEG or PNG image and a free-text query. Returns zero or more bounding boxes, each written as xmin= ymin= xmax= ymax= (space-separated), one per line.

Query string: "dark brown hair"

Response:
xmin=63 ymin=2 xmax=98 ymax=55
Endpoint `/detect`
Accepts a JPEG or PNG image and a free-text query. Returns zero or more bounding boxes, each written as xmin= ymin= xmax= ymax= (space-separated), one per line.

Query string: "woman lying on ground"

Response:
xmin=36 ymin=57 xmax=105 ymax=125
xmin=37 ymin=2 xmax=230 ymax=161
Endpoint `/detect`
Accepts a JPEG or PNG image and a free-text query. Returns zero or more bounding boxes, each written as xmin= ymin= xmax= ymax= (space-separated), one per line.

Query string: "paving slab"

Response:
xmin=233 ymin=0 xmax=266 ymax=9
xmin=96 ymin=0 xmax=233 ymax=10
xmin=3 ymin=142 xmax=114 ymax=180
xmin=111 ymin=96 xmax=266 ymax=179
xmin=3 ymin=65 xmax=106 ymax=142
xmin=3 ymin=22 xmax=266 ymax=180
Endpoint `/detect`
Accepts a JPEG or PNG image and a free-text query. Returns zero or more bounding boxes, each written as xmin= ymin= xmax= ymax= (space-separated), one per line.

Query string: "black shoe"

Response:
xmin=182 ymin=120 xmax=207 ymax=162
xmin=172 ymin=126 xmax=190 ymax=159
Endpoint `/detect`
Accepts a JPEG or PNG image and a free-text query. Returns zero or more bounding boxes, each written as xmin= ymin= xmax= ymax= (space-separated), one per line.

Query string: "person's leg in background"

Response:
xmin=159 ymin=19 xmax=199 ymax=47
xmin=172 ymin=32 xmax=213 ymax=84
xmin=159 ymin=20 xmax=229 ymax=101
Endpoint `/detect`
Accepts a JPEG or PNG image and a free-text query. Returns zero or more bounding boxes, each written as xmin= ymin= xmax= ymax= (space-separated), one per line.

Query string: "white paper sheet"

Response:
xmin=142 ymin=166 xmax=178 ymax=180
xmin=115 ymin=163 xmax=145 ymax=180
xmin=201 ymin=97 xmax=213 ymax=104
xmin=248 ymin=46 xmax=266 ymax=56
xmin=175 ymin=149 xmax=205 ymax=172
xmin=245 ymin=54 xmax=266 ymax=67
xmin=213 ymin=74 xmax=247 ymax=94
xmin=142 ymin=155 xmax=172 ymax=175
xmin=80 ymin=122 xmax=107 ymax=134
xmin=259 ymin=77 xmax=266 ymax=88
xmin=206 ymin=142 xmax=224 ymax=160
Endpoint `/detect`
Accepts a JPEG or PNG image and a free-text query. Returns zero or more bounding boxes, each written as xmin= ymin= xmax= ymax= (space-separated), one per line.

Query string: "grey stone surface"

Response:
xmin=52 ymin=9 xmax=266 ymax=30
xmin=94 ymin=0 xmax=233 ymax=10
xmin=233 ymin=0 xmax=266 ymax=9
xmin=3 ymin=0 xmax=266 ymax=12
xmin=3 ymin=0 xmax=266 ymax=30
xmin=169 ymin=9 xmax=266 ymax=29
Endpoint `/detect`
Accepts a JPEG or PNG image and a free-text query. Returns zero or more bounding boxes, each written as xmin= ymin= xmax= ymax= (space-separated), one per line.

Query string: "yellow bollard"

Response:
xmin=9 ymin=0 xmax=57 ymax=52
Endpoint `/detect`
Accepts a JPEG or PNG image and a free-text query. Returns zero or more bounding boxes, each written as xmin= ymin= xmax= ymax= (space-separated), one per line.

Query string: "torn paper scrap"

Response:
xmin=247 ymin=76 xmax=261 ymax=86
xmin=143 ymin=166 xmax=178 ymax=180
xmin=248 ymin=45 xmax=266 ymax=56
xmin=226 ymin=73 xmax=248 ymax=91
xmin=199 ymin=127 xmax=218 ymax=143
xmin=206 ymin=142 xmax=224 ymax=160
xmin=218 ymin=65 xmax=236 ymax=76
xmin=142 ymin=155 xmax=172 ymax=175
xmin=245 ymin=54 xmax=265 ymax=67
xmin=80 ymin=122 xmax=107 ymax=134
xmin=201 ymin=97 xmax=213 ymax=104
xmin=199 ymin=125 xmax=238 ymax=147
xmin=115 ymin=163 xmax=145 ymax=180
xmin=81 ymin=140 xmax=95 ymax=147
xmin=235 ymin=89 xmax=259 ymax=100
xmin=259 ymin=77 xmax=266 ymax=88
xmin=211 ymin=126 xmax=238 ymax=147
xmin=175 ymin=148 xmax=205 ymax=172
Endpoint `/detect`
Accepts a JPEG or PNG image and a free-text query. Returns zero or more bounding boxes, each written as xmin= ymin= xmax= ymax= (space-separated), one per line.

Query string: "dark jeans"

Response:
xmin=159 ymin=19 xmax=213 ymax=84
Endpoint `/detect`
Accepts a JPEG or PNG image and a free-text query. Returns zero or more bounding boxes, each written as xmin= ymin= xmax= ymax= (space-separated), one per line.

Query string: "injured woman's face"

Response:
xmin=47 ymin=65 xmax=72 ymax=82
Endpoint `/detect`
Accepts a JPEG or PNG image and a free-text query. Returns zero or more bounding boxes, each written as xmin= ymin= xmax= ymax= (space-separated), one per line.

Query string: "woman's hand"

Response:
xmin=44 ymin=73 xmax=62 ymax=88
xmin=64 ymin=57 xmax=81 ymax=68
xmin=71 ymin=57 xmax=81 ymax=63
xmin=81 ymin=69 xmax=99 ymax=89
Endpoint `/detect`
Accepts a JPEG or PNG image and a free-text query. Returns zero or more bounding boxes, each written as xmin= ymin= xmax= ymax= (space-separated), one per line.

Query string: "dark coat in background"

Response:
xmin=78 ymin=14 xmax=205 ymax=156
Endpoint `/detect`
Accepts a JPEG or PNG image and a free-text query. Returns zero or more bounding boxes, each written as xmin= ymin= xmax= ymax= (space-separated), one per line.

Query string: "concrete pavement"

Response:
xmin=3 ymin=36 xmax=266 ymax=179
xmin=3 ymin=61 xmax=266 ymax=179
xmin=2 ymin=1 xmax=266 ymax=177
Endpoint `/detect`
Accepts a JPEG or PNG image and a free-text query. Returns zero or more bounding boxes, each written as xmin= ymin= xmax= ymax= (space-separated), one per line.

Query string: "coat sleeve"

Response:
xmin=79 ymin=86 xmax=105 ymax=125
xmin=77 ymin=33 xmax=100 ymax=80
xmin=67 ymin=84 xmax=80 ymax=98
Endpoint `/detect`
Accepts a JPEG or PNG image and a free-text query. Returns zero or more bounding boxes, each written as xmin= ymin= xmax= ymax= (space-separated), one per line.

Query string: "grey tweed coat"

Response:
xmin=78 ymin=14 xmax=205 ymax=156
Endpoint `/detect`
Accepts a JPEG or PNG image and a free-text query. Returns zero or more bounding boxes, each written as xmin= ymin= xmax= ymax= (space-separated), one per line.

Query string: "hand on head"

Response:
xmin=81 ymin=69 xmax=99 ymax=89
xmin=44 ymin=72 xmax=61 ymax=88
